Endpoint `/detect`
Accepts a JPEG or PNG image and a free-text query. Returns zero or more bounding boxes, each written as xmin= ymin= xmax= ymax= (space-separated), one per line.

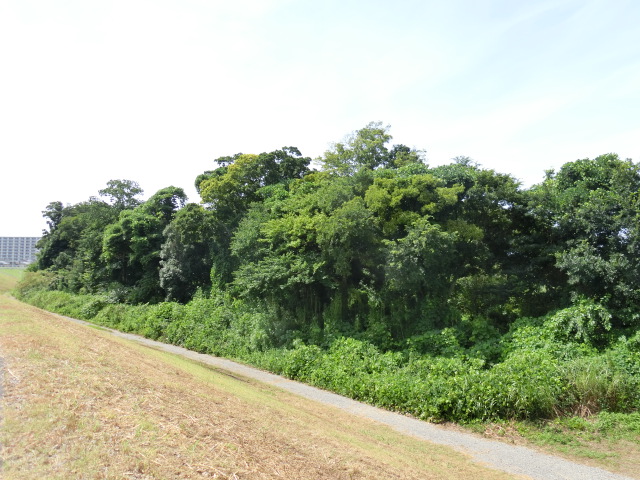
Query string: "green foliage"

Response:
xmin=321 ymin=122 xmax=393 ymax=175
xmin=532 ymin=154 xmax=640 ymax=319
xmin=385 ymin=217 xmax=458 ymax=298
xmin=101 ymin=186 xmax=187 ymax=302
xmin=561 ymin=354 xmax=637 ymax=415
xmin=79 ymin=295 xmax=108 ymax=319
xmin=14 ymin=271 xmax=56 ymax=297
xmin=140 ymin=302 xmax=186 ymax=340
xmin=159 ymin=203 xmax=217 ymax=302
xmin=481 ymin=351 xmax=563 ymax=419
xmin=23 ymin=123 xmax=640 ymax=425
xmin=196 ymin=148 xmax=312 ymax=285
xmin=546 ymin=298 xmax=613 ymax=347
xmin=98 ymin=179 xmax=143 ymax=210
xmin=405 ymin=328 xmax=464 ymax=357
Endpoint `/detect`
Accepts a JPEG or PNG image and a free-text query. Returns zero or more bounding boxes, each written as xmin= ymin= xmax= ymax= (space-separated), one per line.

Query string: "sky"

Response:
xmin=1 ymin=0 xmax=639 ymax=237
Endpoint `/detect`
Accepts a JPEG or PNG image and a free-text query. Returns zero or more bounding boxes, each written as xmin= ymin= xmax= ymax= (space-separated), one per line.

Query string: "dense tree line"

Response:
xmin=22 ymin=122 xmax=640 ymax=421
xmin=33 ymin=123 xmax=640 ymax=351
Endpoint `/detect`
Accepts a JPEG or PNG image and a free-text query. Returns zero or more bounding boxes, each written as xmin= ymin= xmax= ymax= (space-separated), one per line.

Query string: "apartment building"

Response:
xmin=0 ymin=236 xmax=41 ymax=267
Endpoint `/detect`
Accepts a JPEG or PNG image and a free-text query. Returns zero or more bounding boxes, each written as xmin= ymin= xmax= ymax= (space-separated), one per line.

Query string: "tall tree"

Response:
xmin=321 ymin=122 xmax=393 ymax=175
xmin=197 ymin=147 xmax=311 ymax=285
xmin=534 ymin=154 xmax=640 ymax=323
xmin=98 ymin=179 xmax=143 ymax=211
xmin=102 ymin=186 xmax=187 ymax=302
xmin=34 ymin=181 xmax=144 ymax=290
xmin=159 ymin=203 xmax=217 ymax=302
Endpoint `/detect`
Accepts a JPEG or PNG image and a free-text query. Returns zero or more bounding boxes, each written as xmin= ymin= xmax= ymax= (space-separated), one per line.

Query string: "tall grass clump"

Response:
xmin=560 ymin=355 xmax=634 ymax=416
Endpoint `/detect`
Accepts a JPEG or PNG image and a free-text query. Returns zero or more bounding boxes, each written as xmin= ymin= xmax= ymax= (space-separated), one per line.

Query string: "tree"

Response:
xmin=321 ymin=122 xmax=393 ymax=175
xmin=535 ymin=154 xmax=640 ymax=322
xmin=317 ymin=197 xmax=382 ymax=323
xmin=425 ymin=161 xmax=526 ymax=324
xmin=364 ymin=169 xmax=461 ymax=239
xmin=199 ymin=148 xmax=310 ymax=214
xmin=230 ymin=170 xmax=376 ymax=334
xmin=159 ymin=203 xmax=217 ymax=302
xmin=42 ymin=201 xmax=64 ymax=233
xmin=98 ymin=179 xmax=143 ymax=211
xmin=197 ymin=147 xmax=311 ymax=285
xmin=34 ymin=180 xmax=149 ymax=289
xmin=384 ymin=216 xmax=459 ymax=328
xmin=102 ymin=186 xmax=187 ymax=302
xmin=230 ymin=173 xmax=336 ymax=333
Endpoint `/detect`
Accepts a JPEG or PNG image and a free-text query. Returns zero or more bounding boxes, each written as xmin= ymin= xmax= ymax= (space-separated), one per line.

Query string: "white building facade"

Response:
xmin=0 ymin=237 xmax=40 ymax=267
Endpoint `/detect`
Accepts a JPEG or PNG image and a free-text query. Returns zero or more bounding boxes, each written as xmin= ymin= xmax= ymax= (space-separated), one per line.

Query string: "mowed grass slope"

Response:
xmin=0 ymin=268 xmax=24 ymax=291
xmin=0 ymin=270 xmax=516 ymax=480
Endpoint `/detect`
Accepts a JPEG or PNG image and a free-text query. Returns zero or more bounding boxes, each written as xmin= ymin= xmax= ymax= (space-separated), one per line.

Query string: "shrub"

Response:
xmin=561 ymin=353 xmax=638 ymax=415
xmin=79 ymin=296 xmax=108 ymax=319
xmin=546 ymin=298 xmax=612 ymax=348
xmin=405 ymin=328 xmax=464 ymax=357
xmin=13 ymin=271 xmax=56 ymax=298
xmin=14 ymin=281 xmax=640 ymax=423
xmin=478 ymin=350 xmax=563 ymax=420
xmin=142 ymin=302 xmax=185 ymax=340
xmin=278 ymin=342 xmax=324 ymax=379
xmin=93 ymin=303 xmax=144 ymax=332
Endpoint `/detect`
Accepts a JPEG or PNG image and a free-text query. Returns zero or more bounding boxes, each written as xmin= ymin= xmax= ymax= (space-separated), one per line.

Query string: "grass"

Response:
xmin=4 ymin=268 xmax=638 ymax=478
xmin=466 ymin=417 xmax=640 ymax=478
xmin=0 ymin=267 xmax=24 ymax=291
xmin=0 ymin=273 xmax=515 ymax=479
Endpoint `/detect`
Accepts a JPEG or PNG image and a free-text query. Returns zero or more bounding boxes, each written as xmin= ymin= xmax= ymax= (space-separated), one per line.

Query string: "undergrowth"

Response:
xmin=14 ymin=272 xmax=640 ymax=426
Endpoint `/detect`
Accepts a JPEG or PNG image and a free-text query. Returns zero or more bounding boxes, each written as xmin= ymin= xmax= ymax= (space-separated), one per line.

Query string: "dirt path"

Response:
xmin=57 ymin=314 xmax=633 ymax=480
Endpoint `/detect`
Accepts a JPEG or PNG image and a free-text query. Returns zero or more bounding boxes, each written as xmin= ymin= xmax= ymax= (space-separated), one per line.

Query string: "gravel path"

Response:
xmin=64 ymin=315 xmax=634 ymax=480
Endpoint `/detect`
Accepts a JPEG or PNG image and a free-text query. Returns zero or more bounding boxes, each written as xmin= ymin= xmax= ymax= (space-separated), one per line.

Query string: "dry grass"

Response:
xmin=0 ymin=290 xmax=515 ymax=479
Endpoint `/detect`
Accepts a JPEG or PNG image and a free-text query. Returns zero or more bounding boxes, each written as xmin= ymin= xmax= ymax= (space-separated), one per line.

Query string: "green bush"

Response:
xmin=546 ymin=299 xmax=613 ymax=348
xmin=79 ymin=295 xmax=108 ymax=319
xmin=278 ymin=342 xmax=324 ymax=379
xmin=405 ymin=328 xmax=464 ymax=357
xmin=561 ymin=353 xmax=638 ymax=415
xmin=142 ymin=302 xmax=186 ymax=340
xmin=13 ymin=271 xmax=56 ymax=297
xmin=14 ymin=282 xmax=640 ymax=423
xmin=20 ymin=289 xmax=88 ymax=319
xmin=477 ymin=350 xmax=563 ymax=420
xmin=93 ymin=303 xmax=144 ymax=332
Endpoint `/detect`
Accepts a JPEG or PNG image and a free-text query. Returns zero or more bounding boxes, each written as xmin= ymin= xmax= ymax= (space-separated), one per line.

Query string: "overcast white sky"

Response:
xmin=1 ymin=0 xmax=639 ymax=236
